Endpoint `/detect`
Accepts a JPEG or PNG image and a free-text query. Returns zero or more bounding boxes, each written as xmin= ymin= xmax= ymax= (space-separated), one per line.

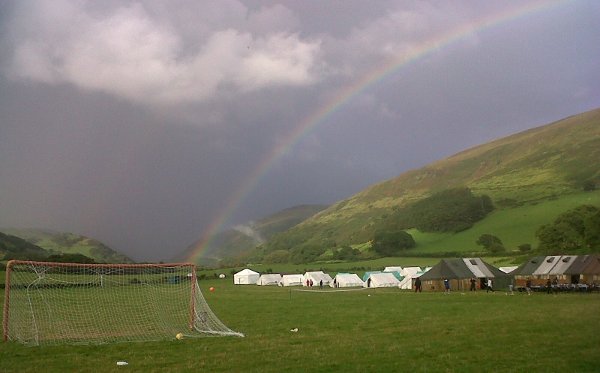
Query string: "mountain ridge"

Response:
xmin=248 ymin=108 xmax=600 ymax=263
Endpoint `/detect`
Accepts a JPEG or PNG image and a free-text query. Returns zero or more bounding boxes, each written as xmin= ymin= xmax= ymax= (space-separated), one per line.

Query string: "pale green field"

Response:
xmin=2 ymin=277 xmax=600 ymax=372
xmin=408 ymin=190 xmax=600 ymax=254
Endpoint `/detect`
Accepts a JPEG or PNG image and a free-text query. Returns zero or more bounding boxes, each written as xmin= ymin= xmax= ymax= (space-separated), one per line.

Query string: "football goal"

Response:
xmin=3 ymin=260 xmax=243 ymax=345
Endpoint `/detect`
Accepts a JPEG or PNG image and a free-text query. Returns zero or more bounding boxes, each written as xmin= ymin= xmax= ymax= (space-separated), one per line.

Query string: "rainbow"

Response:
xmin=186 ymin=0 xmax=568 ymax=263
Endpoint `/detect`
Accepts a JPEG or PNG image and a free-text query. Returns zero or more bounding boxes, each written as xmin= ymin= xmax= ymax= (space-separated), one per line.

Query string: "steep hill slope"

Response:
xmin=255 ymin=108 xmax=600 ymax=261
xmin=178 ymin=204 xmax=327 ymax=265
xmin=0 ymin=231 xmax=48 ymax=260
xmin=2 ymin=229 xmax=133 ymax=263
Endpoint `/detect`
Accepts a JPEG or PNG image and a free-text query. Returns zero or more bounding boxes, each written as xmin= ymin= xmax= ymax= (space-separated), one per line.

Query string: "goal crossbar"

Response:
xmin=3 ymin=260 xmax=243 ymax=345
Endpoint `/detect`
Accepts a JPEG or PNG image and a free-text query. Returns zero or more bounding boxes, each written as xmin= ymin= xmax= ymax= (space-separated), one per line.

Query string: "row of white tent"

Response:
xmin=232 ymin=266 xmax=431 ymax=289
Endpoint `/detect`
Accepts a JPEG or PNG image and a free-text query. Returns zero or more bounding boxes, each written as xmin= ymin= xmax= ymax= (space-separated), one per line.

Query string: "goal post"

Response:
xmin=3 ymin=260 xmax=243 ymax=345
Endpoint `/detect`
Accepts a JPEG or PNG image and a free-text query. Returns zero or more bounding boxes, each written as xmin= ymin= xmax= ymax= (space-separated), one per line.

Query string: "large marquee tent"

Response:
xmin=418 ymin=258 xmax=510 ymax=291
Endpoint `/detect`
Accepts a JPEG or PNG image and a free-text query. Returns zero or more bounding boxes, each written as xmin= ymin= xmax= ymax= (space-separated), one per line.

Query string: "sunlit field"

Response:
xmin=1 ymin=276 xmax=599 ymax=372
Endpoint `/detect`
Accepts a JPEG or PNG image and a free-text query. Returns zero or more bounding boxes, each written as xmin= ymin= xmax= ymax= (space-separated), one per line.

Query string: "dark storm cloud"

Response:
xmin=1 ymin=1 xmax=599 ymax=261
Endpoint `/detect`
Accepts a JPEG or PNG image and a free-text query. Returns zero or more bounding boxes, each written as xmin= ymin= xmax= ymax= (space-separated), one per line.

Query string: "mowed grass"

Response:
xmin=2 ymin=278 xmax=600 ymax=372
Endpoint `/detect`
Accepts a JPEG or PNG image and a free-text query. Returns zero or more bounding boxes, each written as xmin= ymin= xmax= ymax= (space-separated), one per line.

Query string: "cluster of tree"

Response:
xmin=476 ymin=234 xmax=505 ymax=253
xmin=371 ymin=231 xmax=416 ymax=256
xmin=331 ymin=245 xmax=361 ymax=261
xmin=45 ymin=253 xmax=96 ymax=263
xmin=536 ymin=205 xmax=600 ymax=253
xmin=385 ymin=188 xmax=494 ymax=233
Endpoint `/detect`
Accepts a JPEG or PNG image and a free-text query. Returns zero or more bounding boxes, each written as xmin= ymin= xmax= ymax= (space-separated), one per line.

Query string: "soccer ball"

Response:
xmin=176 ymin=333 xmax=184 ymax=340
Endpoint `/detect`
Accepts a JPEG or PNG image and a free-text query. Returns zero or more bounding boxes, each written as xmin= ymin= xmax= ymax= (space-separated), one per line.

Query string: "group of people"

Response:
xmin=413 ymin=277 xmax=499 ymax=293
xmin=413 ymin=277 xmax=563 ymax=294
xmin=305 ymin=278 xmax=324 ymax=289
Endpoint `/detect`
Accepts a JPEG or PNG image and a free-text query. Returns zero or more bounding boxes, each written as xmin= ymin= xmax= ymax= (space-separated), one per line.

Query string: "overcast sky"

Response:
xmin=1 ymin=1 xmax=599 ymax=261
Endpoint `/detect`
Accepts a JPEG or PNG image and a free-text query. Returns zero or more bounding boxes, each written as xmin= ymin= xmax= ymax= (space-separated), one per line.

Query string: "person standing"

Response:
xmin=443 ymin=278 xmax=450 ymax=294
xmin=414 ymin=277 xmax=422 ymax=293
xmin=486 ymin=278 xmax=494 ymax=293
xmin=546 ymin=278 xmax=552 ymax=294
xmin=526 ymin=278 xmax=532 ymax=295
xmin=470 ymin=277 xmax=477 ymax=291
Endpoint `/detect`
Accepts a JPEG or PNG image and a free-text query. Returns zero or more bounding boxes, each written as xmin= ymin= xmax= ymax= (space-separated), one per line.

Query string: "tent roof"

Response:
xmin=498 ymin=266 xmax=518 ymax=274
xmin=258 ymin=273 xmax=282 ymax=279
xmin=564 ymin=254 xmax=600 ymax=275
xmin=367 ymin=272 xmax=400 ymax=286
xmin=234 ymin=268 xmax=259 ymax=276
xmin=513 ymin=256 xmax=546 ymax=276
xmin=362 ymin=271 xmax=382 ymax=281
xmin=548 ymin=256 xmax=578 ymax=275
xmin=383 ymin=266 xmax=403 ymax=273
xmin=401 ymin=267 xmax=422 ymax=277
xmin=419 ymin=258 xmax=507 ymax=280
xmin=533 ymin=256 xmax=562 ymax=275
xmin=281 ymin=274 xmax=303 ymax=279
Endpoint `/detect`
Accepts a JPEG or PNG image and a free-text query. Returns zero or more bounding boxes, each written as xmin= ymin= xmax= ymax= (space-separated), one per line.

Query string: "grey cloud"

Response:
xmin=0 ymin=1 xmax=598 ymax=261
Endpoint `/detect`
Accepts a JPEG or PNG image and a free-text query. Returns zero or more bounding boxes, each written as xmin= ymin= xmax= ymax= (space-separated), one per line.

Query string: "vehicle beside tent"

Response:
xmin=418 ymin=258 xmax=510 ymax=291
xmin=331 ymin=273 xmax=363 ymax=288
xmin=257 ymin=273 xmax=282 ymax=286
xmin=233 ymin=268 xmax=260 ymax=285
xmin=281 ymin=274 xmax=304 ymax=287
xmin=364 ymin=272 xmax=400 ymax=288
xmin=303 ymin=271 xmax=333 ymax=287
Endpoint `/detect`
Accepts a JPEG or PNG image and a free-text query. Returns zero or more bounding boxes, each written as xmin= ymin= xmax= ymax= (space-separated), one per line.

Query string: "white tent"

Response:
xmin=257 ymin=273 xmax=282 ymax=286
xmin=383 ymin=266 xmax=403 ymax=273
xmin=331 ymin=273 xmax=363 ymax=288
xmin=233 ymin=269 xmax=260 ymax=285
xmin=364 ymin=272 xmax=401 ymax=288
xmin=281 ymin=274 xmax=304 ymax=287
xmin=401 ymin=267 xmax=422 ymax=277
xmin=498 ymin=266 xmax=518 ymax=274
xmin=398 ymin=267 xmax=423 ymax=290
xmin=303 ymin=271 xmax=333 ymax=287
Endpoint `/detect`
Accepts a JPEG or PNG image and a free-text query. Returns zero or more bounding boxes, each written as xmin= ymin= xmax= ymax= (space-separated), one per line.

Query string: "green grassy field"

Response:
xmin=407 ymin=190 xmax=600 ymax=254
xmin=2 ymin=277 xmax=599 ymax=372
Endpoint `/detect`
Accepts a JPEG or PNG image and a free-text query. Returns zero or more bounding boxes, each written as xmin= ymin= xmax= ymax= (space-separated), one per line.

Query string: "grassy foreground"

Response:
xmin=1 ymin=278 xmax=599 ymax=372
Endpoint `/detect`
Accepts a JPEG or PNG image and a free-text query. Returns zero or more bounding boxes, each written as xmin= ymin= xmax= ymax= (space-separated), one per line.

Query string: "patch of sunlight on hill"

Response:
xmin=407 ymin=190 xmax=600 ymax=254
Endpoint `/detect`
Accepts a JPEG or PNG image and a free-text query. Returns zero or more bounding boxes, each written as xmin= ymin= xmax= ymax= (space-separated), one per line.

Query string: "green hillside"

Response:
xmin=2 ymin=228 xmax=133 ymax=263
xmin=250 ymin=108 xmax=600 ymax=263
xmin=179 ymin=205 xmax=327 ymax=265
xmin=0 ymin=231 xmax=47 ymax=260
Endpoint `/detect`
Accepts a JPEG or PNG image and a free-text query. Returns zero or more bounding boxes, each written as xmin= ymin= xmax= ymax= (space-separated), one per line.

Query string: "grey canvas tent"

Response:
xmin=514 ymin=255 xmax=589 ymax=287
xmin=564 ymin=254 xmax=600 ymax=284
xmin=418 ymin=258 xmax=510 ymax=291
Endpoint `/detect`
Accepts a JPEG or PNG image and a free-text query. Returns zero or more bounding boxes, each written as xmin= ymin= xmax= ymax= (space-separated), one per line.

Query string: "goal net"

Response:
xmin=3 ymin=260 xmax=244 ymax=345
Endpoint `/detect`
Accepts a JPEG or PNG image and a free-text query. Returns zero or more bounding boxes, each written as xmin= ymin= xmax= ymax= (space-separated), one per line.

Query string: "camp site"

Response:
xmin=2 ymin=255 xmax=599 ymax=372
